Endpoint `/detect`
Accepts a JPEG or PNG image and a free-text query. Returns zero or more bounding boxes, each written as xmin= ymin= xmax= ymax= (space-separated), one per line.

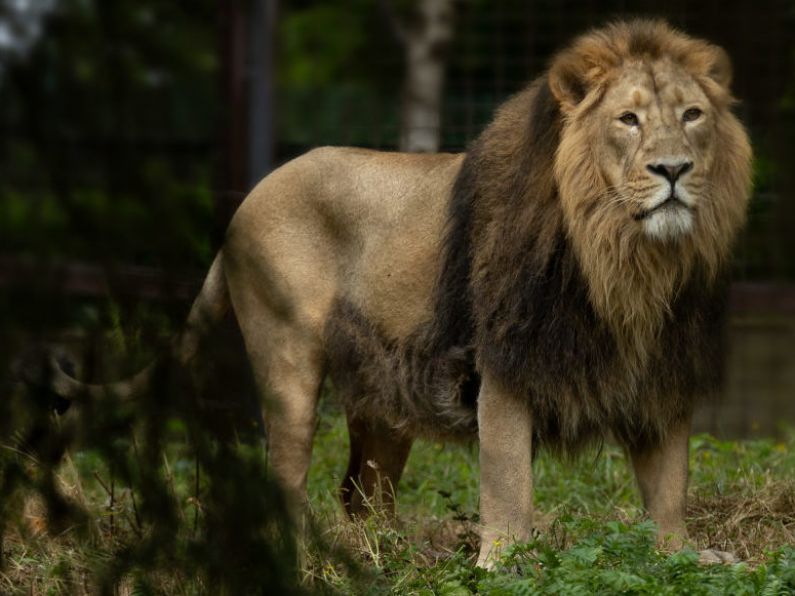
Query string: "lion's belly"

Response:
xmin=324 ymin=298 xmax=480 ymax=440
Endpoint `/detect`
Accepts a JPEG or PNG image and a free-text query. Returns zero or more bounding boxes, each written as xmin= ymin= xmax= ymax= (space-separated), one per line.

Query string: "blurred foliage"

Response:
xmin=0 ymin=0 xmax=303 ymax=592
xmin=279 ymin=5 xmax=369 ymax=89
xmin=0 ymin=0 xmax=217 ymax=268
xmin=0 ymin=331 xmax=306 ymax=593
xmin=276 ymin=0 xmax=404 ymax=151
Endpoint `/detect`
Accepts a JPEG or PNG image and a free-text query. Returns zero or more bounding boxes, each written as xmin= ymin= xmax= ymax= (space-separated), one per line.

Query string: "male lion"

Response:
xmin=46 ymin=20 xmax=751 ymax=566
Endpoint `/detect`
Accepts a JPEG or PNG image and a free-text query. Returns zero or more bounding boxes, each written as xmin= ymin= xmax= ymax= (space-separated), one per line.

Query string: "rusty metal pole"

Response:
xmin=216 ymin=0 xmax=271 ymax=441
xmin=217 ymin=0 xmax=249 ymax=236
xmin=247 ymin=0 xmax=278 ymax=188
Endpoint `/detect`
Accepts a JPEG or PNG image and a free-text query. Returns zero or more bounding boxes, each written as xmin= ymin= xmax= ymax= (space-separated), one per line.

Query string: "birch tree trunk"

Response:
xmin=384 ymin=0 xmax=455 ymax=153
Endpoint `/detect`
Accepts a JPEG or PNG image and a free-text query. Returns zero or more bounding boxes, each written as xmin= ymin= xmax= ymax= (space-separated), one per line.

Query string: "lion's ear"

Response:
xmin=705 ymin=46 xmax=732 ymax=90
xmin=548 ymin=54 xmax=591 ymax=112
xmin=687 ymin=44 xmax=733 ymax=100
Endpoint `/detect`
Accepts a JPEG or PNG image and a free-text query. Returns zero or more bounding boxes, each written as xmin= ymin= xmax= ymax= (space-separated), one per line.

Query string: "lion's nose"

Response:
xmin=646 ymin=161 xmax=693 ymax=184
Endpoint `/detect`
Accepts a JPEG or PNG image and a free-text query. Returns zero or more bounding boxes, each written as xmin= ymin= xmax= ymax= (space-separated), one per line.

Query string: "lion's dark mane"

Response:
xmin=326 ymin=77 xmax=728 ymax=452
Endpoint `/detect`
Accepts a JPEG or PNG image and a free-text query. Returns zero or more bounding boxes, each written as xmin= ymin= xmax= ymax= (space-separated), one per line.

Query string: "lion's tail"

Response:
xmin=46 ymin=252 xmax=230 ymax=402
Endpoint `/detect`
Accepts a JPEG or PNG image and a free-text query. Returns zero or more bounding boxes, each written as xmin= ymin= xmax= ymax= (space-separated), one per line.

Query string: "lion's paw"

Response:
xmin=698 ymin=549 xmax=739 ymax=565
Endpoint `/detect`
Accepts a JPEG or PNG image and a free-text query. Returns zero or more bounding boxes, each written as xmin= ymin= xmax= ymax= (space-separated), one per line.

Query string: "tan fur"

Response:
xmin=48 ymin=20 xmax=751 ymax=569
xmin=476 ymin=371 xmax=534 ymax=566
xmin=551 ymin=20 xmax=751 ymax=372
xmin=220 ymin=148 xmax=462 ymax=508
xmin=630 ymin=418 xmax=691 ymax=549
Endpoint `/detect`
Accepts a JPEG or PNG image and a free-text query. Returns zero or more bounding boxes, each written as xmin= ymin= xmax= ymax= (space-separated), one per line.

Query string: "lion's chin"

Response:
xmin=642 ymin=206 xmax=694 ymax=241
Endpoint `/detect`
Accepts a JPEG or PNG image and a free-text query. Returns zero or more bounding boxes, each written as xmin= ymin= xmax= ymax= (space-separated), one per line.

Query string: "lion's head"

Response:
xmin=551 ymin=20 xmax=751 ymax=245
xmin=437 ymin=20 xmax=754 ymax=422
xmin=544 ymin=20 xmax=753 ymax=345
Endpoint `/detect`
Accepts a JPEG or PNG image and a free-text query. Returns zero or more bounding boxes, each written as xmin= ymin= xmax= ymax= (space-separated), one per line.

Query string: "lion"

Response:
xmin=42 ymin=20 xmax=752 ymax=567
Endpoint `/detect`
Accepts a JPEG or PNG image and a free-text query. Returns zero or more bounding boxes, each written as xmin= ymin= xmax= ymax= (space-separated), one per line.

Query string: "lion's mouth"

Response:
xmin=633 ymin=194 xmax=693 ymax=221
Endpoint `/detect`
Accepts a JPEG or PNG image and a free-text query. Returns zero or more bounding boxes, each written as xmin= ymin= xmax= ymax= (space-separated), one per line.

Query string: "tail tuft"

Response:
xmin=13 ymin=347 xmax=74 ymax=414
xmin=22 ymin=251 xmax=230 ymax=406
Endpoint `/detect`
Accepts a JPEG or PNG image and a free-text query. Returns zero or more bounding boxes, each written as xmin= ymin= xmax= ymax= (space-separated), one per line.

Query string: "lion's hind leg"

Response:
xmin=232 ymin=306 xmax=327 ymax=519
xmin=340 ymin=414 xmax=413 ymax=518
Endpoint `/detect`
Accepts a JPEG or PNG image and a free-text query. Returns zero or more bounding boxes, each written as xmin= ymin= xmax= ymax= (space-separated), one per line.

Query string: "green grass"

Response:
xmin=4 ymin=403 xmax=795 ymax=594
xmin=303 ymin=407 xmax=795 ymax=594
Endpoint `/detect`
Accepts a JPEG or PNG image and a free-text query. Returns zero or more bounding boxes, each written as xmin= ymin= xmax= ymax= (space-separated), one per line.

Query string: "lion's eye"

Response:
xmin=682 ymin=107 xmax=702 ymax=122
xmin=619 ymin=112 xmax=639 ymax=126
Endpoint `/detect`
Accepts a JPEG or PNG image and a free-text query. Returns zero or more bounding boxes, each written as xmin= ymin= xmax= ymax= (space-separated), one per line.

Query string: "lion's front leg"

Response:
xmin=476 ymin=371 xmax=534 ymax=568
xmin=629 ymin=417 xmax=691 ymax=550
